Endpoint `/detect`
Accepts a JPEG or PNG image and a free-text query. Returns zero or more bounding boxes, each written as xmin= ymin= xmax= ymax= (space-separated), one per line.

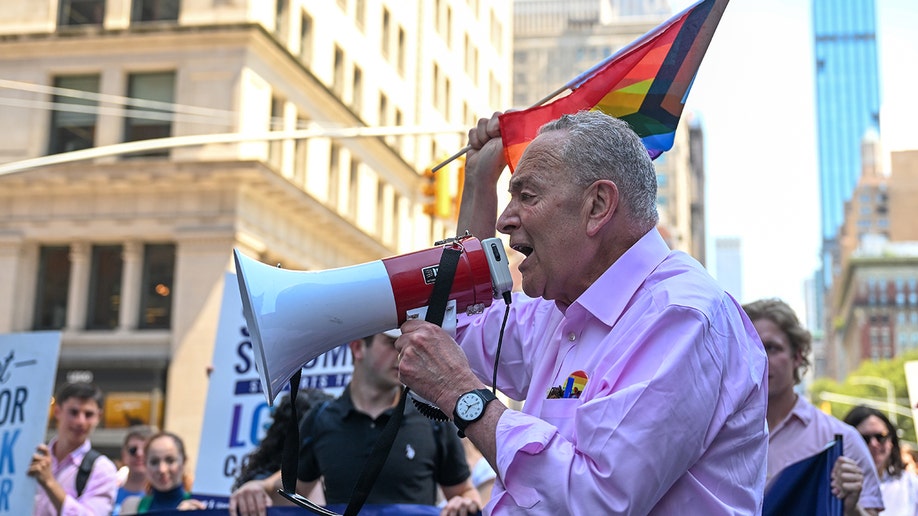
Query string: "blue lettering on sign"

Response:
xmin=302 ymin=345 xmax=352 ymax=370
xmin=234 ymin=379 xmax=263 ymax=395
xmin=228 ymin=405 xmax=245 ymax=448
xmin=235 ymin=340 xmax=254 ymax=374
xmin=249 ymin=403 xmax=270 ymax=445
xmin=0 ymin=387 xmax=27 ymax=425
xmin=0 ymin=429 xmax=19 ymax=474
xmin=223 ymin=453 xmax=239 ymax=478
xmin=301 ymin=373 xmax=351 ymax=390
xmin=0 ymin=478 xmax=12 ymax=512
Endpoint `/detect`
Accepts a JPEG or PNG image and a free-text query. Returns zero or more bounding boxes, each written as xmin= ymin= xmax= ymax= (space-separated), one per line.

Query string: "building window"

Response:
xmin=381 ymin=9 xmax=391 ymax=60
xmin=378 ymin=92 xmax=388 ymax=126
xmin=432 ymin=63 xmax=440 ymax=110
xmin=268 ymin=95 xmax=284 ymax=170
xmin=294 ymin=115 xmax=309 ymax=185
xmin=333 ymin=46 xmax=345 ymax=96
xmin=349 ymin=160 xmax=360 ymax=217
xmin=49 ymin=75 xmax=100 ymax=155
xmin=299 ymin=12 xmax=313 ymax=64
xmin=124 ymin=71 xmax=175 ymax=158
xmin=397 ymin=27 xmax=406 ymax=76
xmin=87 ymin=245 xmax=123 ymax=330
xmin=446 ymin=6 xmax=452 ymax=45
xmin=33 ymin=246 xmax=71 ymax=330
xmin=131 ymin=0 xmax=179 ymax=22
xmin=274 ymin=0 xmax=289 ymax=43
xmin=59 ymin=0 xmax=105 ymax=26
xmin=139 ymin=244 xmax=175 ymax=329
xmin=329 ymin=143 xmax=340 ymax=208
xmin=394 ymin=109 xmax=403 ymax=150
xmin=352 ymin=65 xmax=363 ymax=113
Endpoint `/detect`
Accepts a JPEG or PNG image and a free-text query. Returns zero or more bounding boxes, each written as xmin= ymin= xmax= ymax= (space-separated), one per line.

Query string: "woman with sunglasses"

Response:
xmin=112 ymin=425 xmax=156 ymax=516
xmin=844 ymin=405 xmax=918 ymax=516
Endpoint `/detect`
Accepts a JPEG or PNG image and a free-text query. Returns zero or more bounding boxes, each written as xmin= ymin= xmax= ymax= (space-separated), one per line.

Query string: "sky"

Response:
xmin=668 ymin=0 xmax=918 ymax=321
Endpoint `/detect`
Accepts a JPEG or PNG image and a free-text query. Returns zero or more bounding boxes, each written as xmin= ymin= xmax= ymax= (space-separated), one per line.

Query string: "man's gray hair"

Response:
xmin=539 ymin=110 xmax=659 ymax=226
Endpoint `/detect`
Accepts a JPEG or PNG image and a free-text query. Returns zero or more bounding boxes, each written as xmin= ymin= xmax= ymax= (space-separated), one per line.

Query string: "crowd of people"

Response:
xmin=29 ymin=111 xmax=918 ymax=515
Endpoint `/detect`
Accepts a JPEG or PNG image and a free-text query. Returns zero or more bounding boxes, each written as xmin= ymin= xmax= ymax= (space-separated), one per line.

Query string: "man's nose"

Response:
xmin=497 ymin=204 xmax=518 ymax=234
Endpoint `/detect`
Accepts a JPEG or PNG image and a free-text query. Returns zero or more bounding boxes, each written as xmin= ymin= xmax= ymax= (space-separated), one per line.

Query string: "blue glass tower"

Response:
xmin=812 ymin=0 xmax=881 ymax=313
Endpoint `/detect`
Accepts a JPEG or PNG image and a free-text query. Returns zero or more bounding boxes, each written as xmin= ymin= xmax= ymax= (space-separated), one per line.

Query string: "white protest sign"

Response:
xmin=193 ymin=273 xmax=354 ymax=496
xmin=0 ymin=332 xmax=61 ymax=515
xmin=904 ymin=361 xmax=918 ymax=431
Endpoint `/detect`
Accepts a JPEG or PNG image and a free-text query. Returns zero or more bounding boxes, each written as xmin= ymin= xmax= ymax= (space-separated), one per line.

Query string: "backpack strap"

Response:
xmin=76 ymin=448 xmax=102 ymax=497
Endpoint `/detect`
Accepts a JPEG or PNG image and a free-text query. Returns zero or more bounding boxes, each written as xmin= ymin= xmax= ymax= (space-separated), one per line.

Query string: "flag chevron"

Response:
xmin=499 ymin=0 xmax=728 ymax=170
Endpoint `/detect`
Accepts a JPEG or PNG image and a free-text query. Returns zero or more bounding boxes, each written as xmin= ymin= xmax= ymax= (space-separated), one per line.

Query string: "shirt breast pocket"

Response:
xmin=537 ymin=398 xmax=579 ymax=437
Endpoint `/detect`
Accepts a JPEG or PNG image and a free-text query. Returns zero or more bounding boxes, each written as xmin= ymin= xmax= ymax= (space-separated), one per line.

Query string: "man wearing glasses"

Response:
xmin=112 ymin=425 xmax=157 ymax=516
xmin=743 ymin=298 xmax=883 ymax=515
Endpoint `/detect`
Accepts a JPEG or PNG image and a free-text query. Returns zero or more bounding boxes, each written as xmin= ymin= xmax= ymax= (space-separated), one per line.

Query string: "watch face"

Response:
xmin=456 ymin=392 xmax=485 ymax=421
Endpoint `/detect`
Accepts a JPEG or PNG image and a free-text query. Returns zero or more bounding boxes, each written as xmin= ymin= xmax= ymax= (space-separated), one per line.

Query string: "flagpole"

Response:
xmin=430 ymin=85 xmax=569 ymax=172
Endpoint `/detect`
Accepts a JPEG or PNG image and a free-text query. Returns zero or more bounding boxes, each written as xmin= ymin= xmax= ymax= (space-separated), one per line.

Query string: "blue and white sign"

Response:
xmin=0 ymin=332 xmax=61 ymax=515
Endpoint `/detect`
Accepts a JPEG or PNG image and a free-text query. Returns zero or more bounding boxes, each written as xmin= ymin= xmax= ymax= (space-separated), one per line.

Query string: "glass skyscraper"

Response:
xmin=812 ymin=0 xmax=881 ymax=285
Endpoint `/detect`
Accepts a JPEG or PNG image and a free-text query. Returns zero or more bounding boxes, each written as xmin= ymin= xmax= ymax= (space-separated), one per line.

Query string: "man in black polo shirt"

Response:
xmin=229 ymin=331 xmax=481 ymax=516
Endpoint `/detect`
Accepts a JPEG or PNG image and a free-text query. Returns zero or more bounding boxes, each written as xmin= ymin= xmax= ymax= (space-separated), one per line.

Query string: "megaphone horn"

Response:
xmin=233 ymin=235 xmax=513 ymax=404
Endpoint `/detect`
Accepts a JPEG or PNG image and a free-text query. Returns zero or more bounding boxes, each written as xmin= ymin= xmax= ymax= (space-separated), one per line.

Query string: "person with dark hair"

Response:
xmin=231 ymin=389 xmax=333 ymax=491
xmin=112 ymin=425 xmax=158 ymax=516
xmin=742 ymin=298 xmax=883 ymax=515
xmin=844 ymin=405 xmax=918 ymax=515
xmin=392 ymin=110 xmax=770 ymax=514
xmin=29 ymin=381 xmax=119 ymax=516
xmin=119 ymin=432 xmax=205 ymax=513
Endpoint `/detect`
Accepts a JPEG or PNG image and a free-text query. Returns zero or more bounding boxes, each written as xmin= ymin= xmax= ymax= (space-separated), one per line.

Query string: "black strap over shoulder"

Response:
xmin=76 ymin=448 xmax=101 ymax=497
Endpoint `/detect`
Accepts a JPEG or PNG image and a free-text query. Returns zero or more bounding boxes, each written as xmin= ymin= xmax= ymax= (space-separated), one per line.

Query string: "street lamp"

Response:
xmin=850 ymin=376 xmax=897 ymax=426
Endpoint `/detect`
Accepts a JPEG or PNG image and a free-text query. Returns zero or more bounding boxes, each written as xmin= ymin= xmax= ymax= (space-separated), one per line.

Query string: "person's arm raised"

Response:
xmin=457 ymin=113 xmax=507 ymax=241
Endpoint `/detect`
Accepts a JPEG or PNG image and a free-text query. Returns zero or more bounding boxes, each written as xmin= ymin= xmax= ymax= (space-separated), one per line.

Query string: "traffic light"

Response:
xmin=420 ymin=164 xmax=454 ymax=219
xmin=421 ymin=166 xmax=437 ymax=216
xmin=434 ymin=165 xmax=451 ymax=218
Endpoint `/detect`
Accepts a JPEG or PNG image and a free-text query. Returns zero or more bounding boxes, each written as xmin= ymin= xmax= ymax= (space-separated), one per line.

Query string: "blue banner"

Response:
xmin=134 ymin=504 xmax=447 ymax=515
xmin=764 ymin=435 xmax=843 ymax=516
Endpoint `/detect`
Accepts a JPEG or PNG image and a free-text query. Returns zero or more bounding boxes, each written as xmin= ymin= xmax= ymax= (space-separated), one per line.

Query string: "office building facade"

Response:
xmin=0 ymin=0 xmax=510 ymax=469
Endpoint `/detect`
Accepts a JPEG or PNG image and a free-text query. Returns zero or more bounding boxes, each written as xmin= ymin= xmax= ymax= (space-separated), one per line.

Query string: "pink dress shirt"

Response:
xmin=766 ymin=395 xmax=883 ymax=511
xmin=457 ymin=229 xmax=768 ymax=515
xmin=33 ymin=438 xmax=118 ymax=516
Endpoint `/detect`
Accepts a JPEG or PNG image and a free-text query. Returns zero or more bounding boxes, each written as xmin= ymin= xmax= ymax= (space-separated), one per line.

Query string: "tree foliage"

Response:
xmin=808 ymin=350 xmax=918 ymax=444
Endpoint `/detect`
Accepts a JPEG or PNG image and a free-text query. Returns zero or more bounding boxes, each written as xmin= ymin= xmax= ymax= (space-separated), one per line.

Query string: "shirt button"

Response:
xmin=567 ymin=332 xmax=576 ymax=341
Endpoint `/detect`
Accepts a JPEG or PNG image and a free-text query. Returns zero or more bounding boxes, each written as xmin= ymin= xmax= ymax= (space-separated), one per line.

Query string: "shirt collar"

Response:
xmin=337 ymin=383 xmax=403 ymax=421
xmin=49 ymin=436 xmax=92 ymax=467
xmin=574 ymin=228 xmax=670 ymax=327
xmin=789 ymin=394 xmax=813 ymax=425
xmin=771 ymin=394 xmax=810 ymax=436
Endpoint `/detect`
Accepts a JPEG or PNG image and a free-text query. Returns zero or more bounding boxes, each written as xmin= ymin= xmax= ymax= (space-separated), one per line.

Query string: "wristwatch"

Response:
xmin=453 ymin=388 xmax=497 ymax=438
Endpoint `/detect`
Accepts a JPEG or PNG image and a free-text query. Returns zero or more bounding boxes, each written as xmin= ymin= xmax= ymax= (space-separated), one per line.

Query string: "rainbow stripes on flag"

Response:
xmin=498 ymin=0 xmax=728 ymax=171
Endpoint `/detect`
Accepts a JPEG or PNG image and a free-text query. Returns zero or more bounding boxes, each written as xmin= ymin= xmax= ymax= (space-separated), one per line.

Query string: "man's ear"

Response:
xmin=585 ymin=180 xmax=618 ymax=236
xmin=348 ymin=339 xmax=365 ymax=360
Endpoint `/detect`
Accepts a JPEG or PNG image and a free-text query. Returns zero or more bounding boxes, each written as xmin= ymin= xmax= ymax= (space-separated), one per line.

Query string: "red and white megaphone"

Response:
xmin=233 ymin=235 xmax=513 ymax=404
